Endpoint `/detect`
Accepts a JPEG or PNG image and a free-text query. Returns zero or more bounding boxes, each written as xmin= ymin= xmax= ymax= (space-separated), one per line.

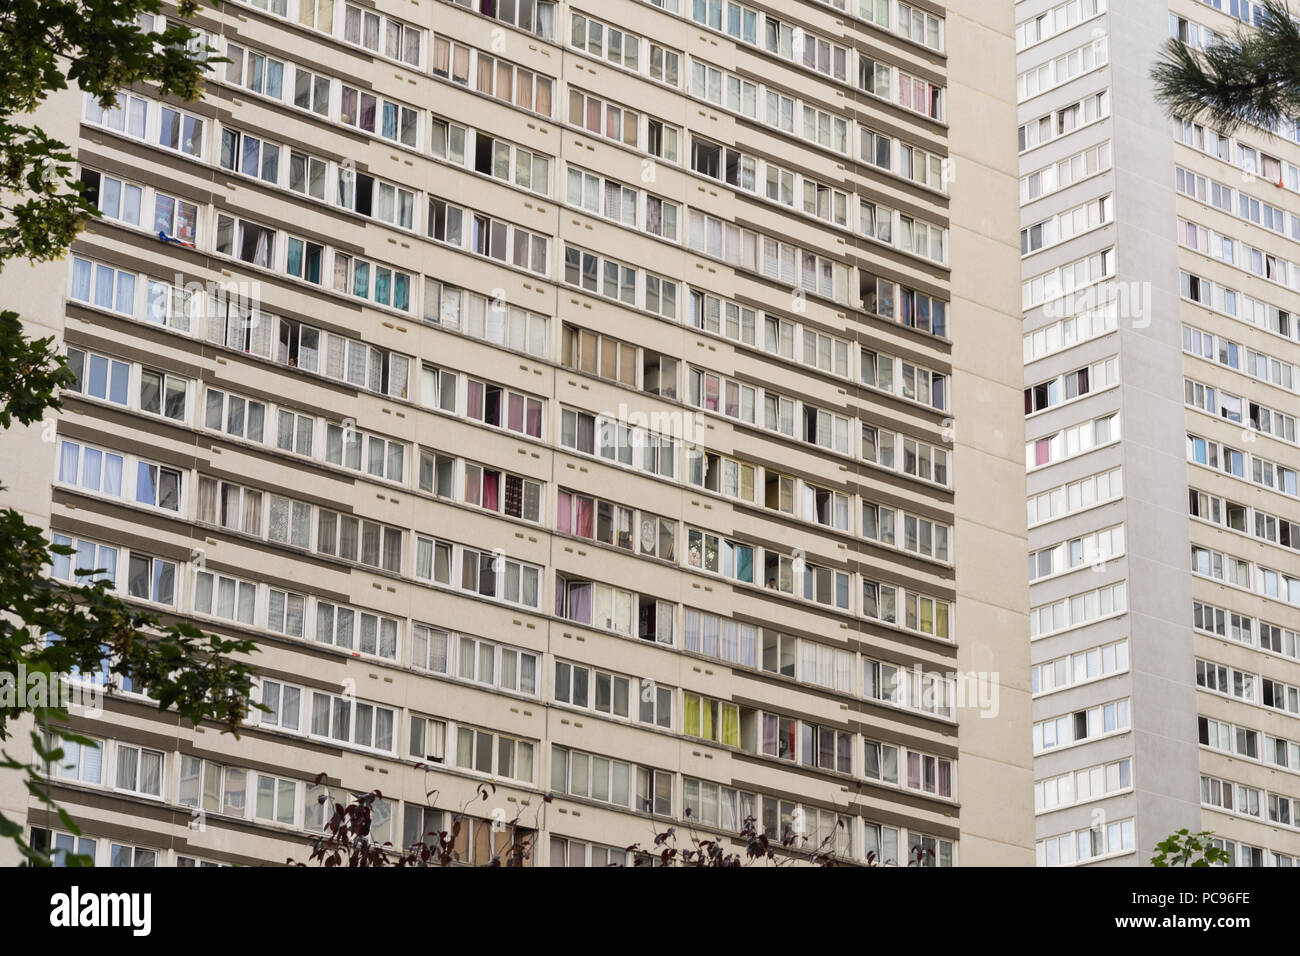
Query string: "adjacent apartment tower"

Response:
xmin=0 ymin=0 xmax=1031 ymax=867
xmin=1018 ymin=0 xmax=1300 ymax=865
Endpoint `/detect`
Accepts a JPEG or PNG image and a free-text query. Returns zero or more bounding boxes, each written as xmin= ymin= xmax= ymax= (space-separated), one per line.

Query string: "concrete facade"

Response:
xmin=1018 ymin=0 xmax=1300 ymax=866
xmin=0 ymin=0 xmax=1030 ymax=867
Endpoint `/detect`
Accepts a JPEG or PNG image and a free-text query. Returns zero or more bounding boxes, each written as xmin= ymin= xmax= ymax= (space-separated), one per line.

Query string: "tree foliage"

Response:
xmin=294 ymin=782 xmax=538 ymax=868
xmin=1153 ymin=0 xmax=1300 ymax=134
xmin=297 ymin=786 xmax=929 ymax=868
xmin=0 ymin=0 xmax=218 ymax=260
xmin=0 ymin=0 xmax=254 ymax=867
xmin=1150 ymin=829 xmax=1232 ymax=867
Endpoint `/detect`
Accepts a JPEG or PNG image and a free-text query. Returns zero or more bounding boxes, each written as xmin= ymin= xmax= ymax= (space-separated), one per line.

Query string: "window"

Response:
xmin=472 ymin=50 xmax=553 ymax=115
xmin=556 ymin=490 xmax=672 ymax=559
xmin=683 ymin=692 xmax=740 ymax=746
xmin=471 ymin=0 xmax=557 ymax=38
xmin=455 ymin=725 xmax=534 ymax=782
xmin=69 ymin=257 xmax=135 ymax=315
xmin=686 ymin=446 xmax=758 ymax=504
xmin=897 ymin=2 xmax=943 ymax=48
xmin=1037 ymin=757 xmax=1130 ymax=812
xmin=290 ymin=64 xmax=331 ymax=116
xmin=283 ymin=148 xmax=327 ymax=201
xmin=220 ymin=128 xmax=281 ymax=184
xmin=108 ymin=842 xmax=158 ymax=868
xmin=469 ymin=130 xmax=551 ymax=195
xmin=338 ymin=169 xmax=415 ymax=230
xmin=49 ymin=534 xmax=117 ymax=586
xmin=309 ymin=690 xmax=396 ymax=752
xmin=193 ymin=569 xmax=256 ymax=625
xmin=64 ymin=347 xmax=129 ymax=406
xmin=424 ymin=280 xmax=549 ymax=357
xmin=225 ymin=44 xmax=287 ymax=100
xmin=258 ymin=679 xmax=303 ymax=733
xmin=556 ymin=574 xmax=673 ymax=644
xmin=139 ymin=367 xmax=187 ymax=422
xmin=682 ymin=778 xmax=756 ymax=835
xmin=332 ymin=251 xmax=414 ymax=311
xmin=551 ymin=745 xmax=633 ymax=807
xmin=84 ymin=91 xmax=148 ymax=139
xmin=431 ymin=198 xmax=550 ymax=276
xmin=636 ymin=766 xmax=673 ymax=816
xmin=271 ymin=407 xmax=314 ymax=458
xmin=571 ymin=13 xmax=642 ymax=72
xmin=252 ymin=773 xmax=299 ymax=826
xmin=684 ymin=608 xmax=757 ymax=667
xmin=448 ymin=632 xmax=539 ymax=695
xmin=39 ymin=730 xmax=103 ymax=785
xmin=312 ymin=600 xmax=397 ymax=660
xmin=466 ymin=377 xmax=544 ymax=438
xmin=692 ymin=137 xmax=756 ymax=190
xmin=203 ymin=388 xmax=265 ymax=442
xmin=115 ymin=743 xmax=163 ymax=798
xmin=554 ymin=660 xmax=633 ymax=720
xmin=196 ymin=477 xmax=261 ymax=535
xmin=549 ymin=836 xmax=629 ymax=867
xmin=158 ymin=106 xmax=203 ymax=157
xmin=340 ymin=84 xmax=420 ymax=146
xmin=126 ymin=552 xmax=176 ymax=605
xmin=133 ymin=459 xmax=181 ymax=512
xmin=1029 ymin=582 xmax=1127 ymax=638
xmin=79 ymin=169 xmax=142 ymax=226
xmin=56 ymin=442 xmax=126 ymax=502
xmin=408 ymin=714 xmax=447 ymax=764
xmin=899 ymin=215 xmax=947 ymax=264
xmin=344 ymin=3 xmax=422 ymax=65
xmin=215 ymin=214 xmax=276 ymax=268
xmin=1017 ymin=37 xmax=1107 ymax=102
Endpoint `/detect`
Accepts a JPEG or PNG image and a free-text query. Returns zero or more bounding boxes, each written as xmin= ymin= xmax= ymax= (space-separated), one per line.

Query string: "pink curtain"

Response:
xmin=576 ymin=497 xmax=594 ymax=538
xmin=557 ymin=492 xmax=572 ymax=534
xmin=508 ymin=393 xmax=523 ymax=433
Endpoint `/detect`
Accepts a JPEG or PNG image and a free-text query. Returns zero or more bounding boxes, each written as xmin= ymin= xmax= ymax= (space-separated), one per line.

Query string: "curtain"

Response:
xmin=569 ymin=583 xmax=592 ymax=624
xmin=696 ymin=697 xmax=717 ymax=743
xmin=359 ymin=93 xmax=377 ymax=132
xmin=338 ymin=515 xmax=358 ymax=560
xmin=58 ymin=441 xmax=79 ymax=485
xmin=507 ymin=393 xmax=524 ymax=433
xmin=286 ymin=595 xmax=305 ymax=637
xmin=117 ymin=747 xmax=138 ymax=790
xmin=514 ymin=69 xmax=532 ymax=109
xmin=722 ymin=706 xmax=739 ymax=747
xmin=196 ymin=477 xmax=217 ymax=525
xmin=720 ymin=621 xmax=737 ymax=662
xmin=683 ymin=609 xmax=699 ymax=652
xmin=243 ymin=490 xmax=262 ymax=535
xmin=502 ymin=474 xmax=521 ymax=517
xmin=703 ymin=614 xmax=719 ymax=656
xmin=576 ymin=496 xmax=594 ymax=538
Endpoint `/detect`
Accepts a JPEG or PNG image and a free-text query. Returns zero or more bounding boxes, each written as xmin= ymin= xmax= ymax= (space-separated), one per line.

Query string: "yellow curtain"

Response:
xmin=722 ymin=705 xmax=740 ymax=747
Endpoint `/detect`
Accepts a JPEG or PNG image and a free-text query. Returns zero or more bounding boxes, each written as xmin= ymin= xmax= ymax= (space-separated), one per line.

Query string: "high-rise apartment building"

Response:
xmin=1018 ymin=0 xmax=1300 ymax=866
xmin=0 ymin=0 xmax=1031 ymax=867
